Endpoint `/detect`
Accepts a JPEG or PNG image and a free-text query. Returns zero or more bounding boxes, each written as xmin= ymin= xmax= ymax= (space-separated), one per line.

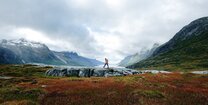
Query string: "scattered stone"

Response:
xmin=0 ymin=76 xmax=13 ymax=79
xmin=191 ymin=70 xmax=208 ymax=74
xmin=141 ymin=70 xmax=171 ymax=74
xmin=31 ymin=80 xmax=38 ymax=84
xmin=41 ymin=85 xmax=47 ymax=88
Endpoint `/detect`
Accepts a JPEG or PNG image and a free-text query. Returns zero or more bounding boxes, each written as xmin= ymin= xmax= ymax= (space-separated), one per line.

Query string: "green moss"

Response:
xmin=114 ymin=76 xmax=145 ymax=84
xmin=132 ymin=89 xmax=165 ymax=98
xmin=0 ymin=64 xmax=51 ymax=78
xmin=0 ymin=87 xmax=44 ymax=104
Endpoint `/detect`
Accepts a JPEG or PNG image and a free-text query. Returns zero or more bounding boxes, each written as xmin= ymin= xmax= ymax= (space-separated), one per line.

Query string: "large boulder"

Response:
xmin=45 ymin=67 xmax=142 ymax=77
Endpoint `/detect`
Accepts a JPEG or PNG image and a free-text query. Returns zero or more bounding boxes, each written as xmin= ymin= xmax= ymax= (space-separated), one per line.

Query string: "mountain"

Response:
xmin=0 ymin=47 xmax=22 ymax=64
xmin=0 ymin=38 xmax=102 ymax=66
xmin=128 ymin=17 xmax=208 ymax=71
xmin=0 ymin=38 xmax=62 ymax=65
xmin=53 ymin=51 xmax=103 ymax=66
xmin=119 ymin=43 xmax=160 ymax=67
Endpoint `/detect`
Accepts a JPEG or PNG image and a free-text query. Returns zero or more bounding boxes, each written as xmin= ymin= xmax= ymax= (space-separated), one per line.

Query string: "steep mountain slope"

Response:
xmin=118 ymin=55 xmax=132 ymax=67
xmin=0 ymin=38 xmax=63 ymax=65
xmin=119 ymin=43 xmax=159 ymax=67
xmin=128 ymin=17 xmax=208 ymax=71
xmin=0 ymin=47 xmax=22 ymax=64
xmin=0 ymin=38 xmax=102 ymax=66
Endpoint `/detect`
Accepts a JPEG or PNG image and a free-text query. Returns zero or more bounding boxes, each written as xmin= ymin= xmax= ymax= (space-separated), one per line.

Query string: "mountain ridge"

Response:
xmin=127 ymin=17 xmax=208 ymax=71
xmin=0 ymin=38 xmax=103 ymax=66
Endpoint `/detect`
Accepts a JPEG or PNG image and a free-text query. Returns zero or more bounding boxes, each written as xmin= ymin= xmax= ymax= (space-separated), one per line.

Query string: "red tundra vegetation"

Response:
xmin=0 ymin=65 xmax=208 ymax=105
xmin=18 ymin=73 xmax=208 ymax=105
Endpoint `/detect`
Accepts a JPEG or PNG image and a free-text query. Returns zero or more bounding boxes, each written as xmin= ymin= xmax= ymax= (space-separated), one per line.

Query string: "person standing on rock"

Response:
xmin=103 ymin=58 xmax=109 ymax=68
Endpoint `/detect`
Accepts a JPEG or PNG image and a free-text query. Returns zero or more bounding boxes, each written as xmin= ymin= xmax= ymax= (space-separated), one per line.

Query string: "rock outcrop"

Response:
xmin=45 ymin=67 xmax=171 ymax=77
xmin=45 ymin=67 xmax=142 ymax=77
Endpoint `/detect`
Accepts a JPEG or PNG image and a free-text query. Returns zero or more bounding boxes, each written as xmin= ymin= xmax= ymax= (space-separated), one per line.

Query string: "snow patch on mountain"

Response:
xmin=0 ymin=38 xmax=45 ymax=48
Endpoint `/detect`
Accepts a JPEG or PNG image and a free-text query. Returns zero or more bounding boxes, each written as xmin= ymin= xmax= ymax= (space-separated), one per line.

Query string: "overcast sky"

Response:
xmin=0 ymin=0 xmax=207 ymax=64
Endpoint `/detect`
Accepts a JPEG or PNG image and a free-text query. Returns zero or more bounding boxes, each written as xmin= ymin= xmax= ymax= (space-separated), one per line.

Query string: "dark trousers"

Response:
xmin=103 ymin=63 xmax=109 ymax=68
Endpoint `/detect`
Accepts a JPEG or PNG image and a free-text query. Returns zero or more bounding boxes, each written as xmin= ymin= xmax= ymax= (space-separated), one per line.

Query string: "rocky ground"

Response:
xmin=45 ymin=67 xmax=171 ymax=77
xmin=45 ymin=67 xmax=208 ymax=77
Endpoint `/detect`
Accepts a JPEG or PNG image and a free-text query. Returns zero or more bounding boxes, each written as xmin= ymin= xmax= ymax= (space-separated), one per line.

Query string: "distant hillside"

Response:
xmin=53 ymin=51 xmax=103 ymax=66
xmin=119 ymin=43 xmax=159 ymax=67
xmin=0 ymin=38 xmax=102 ymax=66
xmin=128 ymin=17 xmax=208 ymax=71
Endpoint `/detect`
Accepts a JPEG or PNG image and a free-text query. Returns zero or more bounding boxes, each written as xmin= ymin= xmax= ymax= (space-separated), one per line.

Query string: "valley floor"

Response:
xmin=0 ymin=65 xmax=208 ymax=105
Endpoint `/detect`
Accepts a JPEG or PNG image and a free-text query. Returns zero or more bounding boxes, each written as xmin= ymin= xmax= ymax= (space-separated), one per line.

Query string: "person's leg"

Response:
xmin=107 ymin=63 xmax=109 ymax=68
xmin=103 ymin=63 xmax=106 ymax=68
